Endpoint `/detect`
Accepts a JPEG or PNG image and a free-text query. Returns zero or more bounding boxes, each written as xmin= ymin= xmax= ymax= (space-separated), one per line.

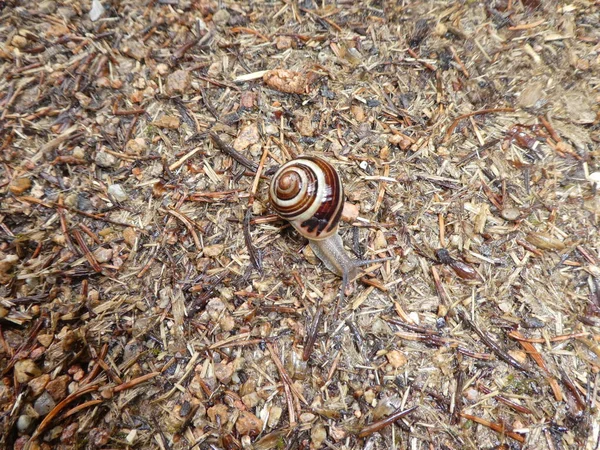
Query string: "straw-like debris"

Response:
xmin=1 ymin=0 xmax=599 ymax=449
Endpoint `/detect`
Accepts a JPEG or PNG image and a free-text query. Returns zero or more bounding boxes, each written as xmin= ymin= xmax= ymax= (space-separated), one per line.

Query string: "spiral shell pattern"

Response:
xmin=269 ymin=156 xmax=344 ymax=240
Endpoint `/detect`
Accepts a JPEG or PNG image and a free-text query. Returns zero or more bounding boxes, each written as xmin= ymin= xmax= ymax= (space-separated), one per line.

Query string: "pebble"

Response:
xmin=121 ymin=40 xmax=147 ymax=61
xmin=235 ymin=411 xmax=263 ymax=437
xmin=203 ymin=244 xmax=224 ymax=257
xmin=11 ymin=35 xmax=27 ymax=49
xmin=300 ymin=412 xmax=315 ymax=423
xmin=46 ymin=375 xmax=69 ymax=401
xmin=206 ymin=301 xmax=226 ymax=323
xmin=386 ymin=350 xmax=407 ymax=369
xmin=28 ymin=374 xmax=50 ymax=397
xmin=14 ymin=359 xmax=42 ymax=383
xmin=38 ymin=0 xmax=57 ymax=14
xmin=34 ymin=391 xmax=56 ymax=416
xmin=9 ymin=178 xmax=32 ymax=195
xmin=207 ymin=404 xmax=229 ymax=424
xmin=108 ymin=184 xmax=128 ymax=202
xmin=124 ymin=138 xmax=146 ymax=155
xmin=242 ymin=392 xmax=259 ymax=409
xmin=400 ymin=254 xmax=418 ymax=273
xmin=122 ymin=227 xmax=137 ymax=247
xmin=212 ymin=9 xmax=231 ymax=26
xmin=17 ymin=414 xmax=35 ymax=433
xmin=152 ymin=115 xmax=180 ymax=129
xmin=501 ymin=207 xmax=520 ymax=221
xmin=93 ymin=247 xmax=113 ymax=264
xmin=233 ymin=123 xmax=260 ymax=151
xmin=89 ymin=0 xmax=105 ymax=22
xmin=518 ymin=81 xmax=545 ymax=108
xmin=311 ymin=422 xmax=327 ymax=449
xmin=166 ymin=70 xmax=191 ymax=96
xmin=214 ymin=362 xmax=234 ymax=384
xmin=94 ymin=151 xmax=117 ymax=168
xmin=267 ymin=405 xmax=282 ymax=428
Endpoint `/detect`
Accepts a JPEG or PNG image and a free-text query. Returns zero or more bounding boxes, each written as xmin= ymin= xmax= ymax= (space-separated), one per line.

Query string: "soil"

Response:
xmin=1 ymin=0 xmax=599 ymax=449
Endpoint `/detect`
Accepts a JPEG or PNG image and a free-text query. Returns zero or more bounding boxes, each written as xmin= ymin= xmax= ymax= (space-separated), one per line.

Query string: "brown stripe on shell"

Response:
xmin=299 ymin=156 xmax=343 ymax=238
xmin=271 ymin=162 xmax=317 ymax=219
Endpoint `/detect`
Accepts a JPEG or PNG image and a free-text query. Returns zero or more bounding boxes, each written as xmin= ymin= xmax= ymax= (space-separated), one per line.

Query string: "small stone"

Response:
xmin=518 ymin=81 xmax=545 ymax=108
xmin=267 ymin=405 xmax=282 ymax=428
xmin=124 ymin=138 xmax=147 ymax=155
xmin=108 ymin=184 xmax=128 ymax=202
xmin=293 ymin=113 xmax=314 ymax=137
xmin=264 ymin=124 xmax=278 ymax=135
xmin=88 ymin=428 xmax=111 ymax=447
xmin=373 ymin=230 xmax=387 ymax=251
xmin=17 ymin=414 xmax=35 ymax=433
xmin=165 ymin=70 xmax=191 ymax=96
xmin=364 ymin=389 xmax=376 ymax=404
xmin=9 ymin=178 xmax=32 ymax=195
xmin=89 ymin=0 xmax=105 ymax=21
xmin=94 ymin=151 xmax=117 ymax=168
xmin=235 ymin=411 xmax=263 ymax=437
xmin=11 ymin=35 xmax=28 ymax=49
xmin=300 ymin=412 xmax=315 ymax=423
xmin=14 ymin=359 xmax=42 ymax=383
xmin=501 ymin=208 xmax=520 ymax=221
xmin=93 ymin=247 xmax=112 ymax=264
xmin=122 ymin=228 xmax=137 ymax=247
xmin=329 ymin=425 xmax=346 ymax=441
xmin=434 ymin=22 xmax=448 ymax=36
xmin=212 ymin=9 xmax=231 ymax=26
xmin=351 ymin=104 xmax=365 ymax=122
xmin=508 ymin=350 xmax=528 ymax=365
xmin=203 ymin=244 xmax=224 ymax=257
xmin=61 ymin=422 xmax=79 ymax=444
xmin=152 ymin=115 xmax=180 ymax=129
xmin=239 ymin=91 xmax=257 ymax=109
xmin=219 ymin=315 xmax=235 ymax=332
xmin=156 ymin=63 xmax=169 ymax=75
xmin=46 ymin=375 xmax=69 ymax=401
xmin=463 ymin=387 xmax=479 ymax=402
xmin=206 ymin=298 xmax=226 ymax=320
xmin=39 ymin=0 xmax=57 ymax=14
xmin=242 ymin=392 xmax=259 ymax=409
xmin=207 ymin=404 xmax=229 ymax=424
xmin=400 ymin=254 xmax=418 ymax=273
xmin=72 ymin=146 xmax=85 ymax=159
xmin=34 ymin=391 xmax=56 ymax=416
xmin=563 ymin=90 xmax=596 ymax=124
xmin=214 ymin=362 xmax=234 ymax=384
xmin=121 ymin=40 xmax=147 ymax=61
xmin=386 ymin=350 xmax=407 ymax=369
xmin=341 ymin=202 xmax=360 ymax=223
xmin=233 ymin=123 xmax=260 ymax=151
xmin=275 ymin=35 xmax=293 ymax=50
xmin=28 ymin=374 xmax=50 ymax=396
xmin=311 ymin=422 xmax=327 ymax=449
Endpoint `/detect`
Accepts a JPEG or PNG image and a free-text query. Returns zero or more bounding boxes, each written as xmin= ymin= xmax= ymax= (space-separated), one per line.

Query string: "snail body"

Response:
xmin=269 ymin=156 xmax=361 ymax=282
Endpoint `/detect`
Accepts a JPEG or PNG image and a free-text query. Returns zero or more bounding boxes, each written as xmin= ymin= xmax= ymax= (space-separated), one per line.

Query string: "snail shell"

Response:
xmin=269 ymin=156 xmax=344 ymax=240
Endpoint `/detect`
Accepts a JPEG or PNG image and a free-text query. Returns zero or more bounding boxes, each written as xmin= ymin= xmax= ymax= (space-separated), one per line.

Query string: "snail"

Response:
xmin=269 ymin=155 xmax=386 ymax=300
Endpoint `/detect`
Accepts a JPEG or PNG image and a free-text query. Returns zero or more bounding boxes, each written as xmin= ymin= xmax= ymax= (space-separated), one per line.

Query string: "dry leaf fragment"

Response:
xmin=525 ymin=232 xmax=566 ymax=250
